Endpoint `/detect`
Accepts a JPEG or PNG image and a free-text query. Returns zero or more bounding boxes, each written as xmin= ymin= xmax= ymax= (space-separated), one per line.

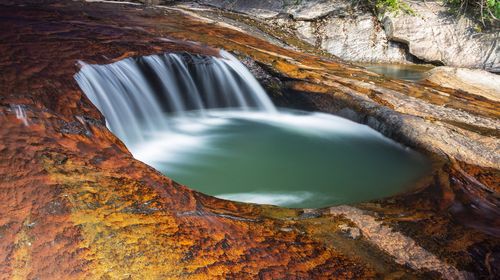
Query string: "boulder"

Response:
xmin=382 ymin=0 xmax=499 ymax=72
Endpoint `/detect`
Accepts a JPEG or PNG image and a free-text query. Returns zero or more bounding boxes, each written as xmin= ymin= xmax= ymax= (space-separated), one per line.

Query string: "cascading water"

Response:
xmin=75 ymin=50 xmax=276 ymax=145
xmin=75 ymin=50 xmax=427 ymax=208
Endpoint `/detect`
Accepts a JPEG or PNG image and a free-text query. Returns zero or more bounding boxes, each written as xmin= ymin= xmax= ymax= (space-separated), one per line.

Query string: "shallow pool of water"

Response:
xmin=75 ymin=51 xmax=429 ymax=209
xmin=132 ymin=110 xmax=428 ymax=208
xmin=362 ymin=64 xmax=433 ymax=81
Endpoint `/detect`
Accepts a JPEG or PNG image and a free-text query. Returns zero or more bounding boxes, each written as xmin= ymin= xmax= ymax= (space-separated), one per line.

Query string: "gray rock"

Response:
xmin=383 ymin=1 xmax=499 ymax=72
xmin=192 ymin=0 xmax=499 ymax=70
xmin=197 ymin=0 xmax=285 ymax=18
xmin=315 ymin=14 xmax=411 ymax=63
xmin=285 ymin=0 xmax=351 ymax=20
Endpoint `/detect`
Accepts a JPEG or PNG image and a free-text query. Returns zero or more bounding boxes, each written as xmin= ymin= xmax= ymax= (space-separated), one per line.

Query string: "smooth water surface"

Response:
xmin=132 ymin=110 xmax=427 ymax=208
xmin=362 ymin=63 xmax=433 ymax=81
xmin=75 ymin=51 xmax=428 ymax=208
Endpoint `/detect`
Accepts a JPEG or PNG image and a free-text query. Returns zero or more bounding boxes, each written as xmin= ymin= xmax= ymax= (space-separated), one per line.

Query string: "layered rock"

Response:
xmin=382 ymin=0 xmax=499 ymax=72
xmin=192 ymin=0 xmax=499 ymax=70
xmin=425 ymin=66 xmax=500 ymax=102
xmin=194 ymin=0 xmax=413 ymax=63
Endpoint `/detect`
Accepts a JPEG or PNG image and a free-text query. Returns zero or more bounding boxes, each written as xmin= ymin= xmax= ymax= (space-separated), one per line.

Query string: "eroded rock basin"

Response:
xmin=0 ymin=0 xmax=498 ymax=279
xmin=74 ymin=51 xmax=427 ymax=209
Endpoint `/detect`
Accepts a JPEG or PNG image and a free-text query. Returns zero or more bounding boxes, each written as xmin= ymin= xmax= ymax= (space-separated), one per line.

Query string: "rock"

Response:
xmin=197 ymin=0 xmax=285 ymax=18
xmin=195 ymin=0 xmax=413 ymax=63
xmin=313 ymin=14 xmax=411 ymax=63
xmin=382 ymin=0 xmax=499 ymax=72
xmin=0 ymin=2 xmax=379 ymax=278
xmin=338 ymin=223 xmax=362 ymax=239
xmin=286 ymin=0 xmax=351 ymax=20
xmin=424 ymin=66 xmax=500 ymax=102
xmin=1 ymin=0 xmax=498 ymax=278
xmin=330 ymin=206 xmax=469 ymax=280
xmin=192 ymin=0 xmax=499 ymax=70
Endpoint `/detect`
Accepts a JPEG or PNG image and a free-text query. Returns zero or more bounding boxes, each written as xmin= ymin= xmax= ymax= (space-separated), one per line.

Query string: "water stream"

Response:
xmin=75 ymin=50 xmax=427 ymax=208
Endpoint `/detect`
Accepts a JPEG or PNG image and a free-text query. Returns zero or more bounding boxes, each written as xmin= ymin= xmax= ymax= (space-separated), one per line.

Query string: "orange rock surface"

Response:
xmin=0 ymin=1 xmax=498 ymax=279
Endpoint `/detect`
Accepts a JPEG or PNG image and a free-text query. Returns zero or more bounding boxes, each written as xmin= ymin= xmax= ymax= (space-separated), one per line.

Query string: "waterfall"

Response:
xmin=74 ymin=49 xmax=426 ymax=208
xmin=75 ymin=50 xmax=276 ymax=146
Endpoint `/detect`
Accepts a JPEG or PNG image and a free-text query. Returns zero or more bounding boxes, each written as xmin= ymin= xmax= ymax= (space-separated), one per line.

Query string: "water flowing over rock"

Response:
xmin=1 ymin=0 xmax=499 ymax=279
xmin=75 ymin=49 xmax=427 ymax=208
xmin=75 ymin=50 xmax=276 ymax=144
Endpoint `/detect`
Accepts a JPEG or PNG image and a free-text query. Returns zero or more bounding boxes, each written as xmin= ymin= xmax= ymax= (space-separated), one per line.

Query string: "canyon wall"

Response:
xmin=193 ymin=0 xmax=499 ymax=71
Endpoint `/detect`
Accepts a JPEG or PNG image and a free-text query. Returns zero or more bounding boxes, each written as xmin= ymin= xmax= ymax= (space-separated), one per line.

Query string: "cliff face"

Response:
xmin=382 ymin=1 xmax=499 ymax=71
xmin=0 ymin=0 xmax=499 ymax=279
xmin=194 ymin=0 xmax=499 ymax=71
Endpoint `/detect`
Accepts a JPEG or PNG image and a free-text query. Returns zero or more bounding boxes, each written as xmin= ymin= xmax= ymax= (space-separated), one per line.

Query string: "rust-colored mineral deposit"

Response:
xmin=0 ymin=1 xmax=498 ymax=279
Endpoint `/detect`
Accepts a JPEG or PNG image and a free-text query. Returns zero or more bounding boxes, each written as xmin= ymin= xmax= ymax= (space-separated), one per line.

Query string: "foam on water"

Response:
xmin=217 ymin=192 xmax=316 ymax=206
xmin=75 ymin=50 xmax=427 ymax=208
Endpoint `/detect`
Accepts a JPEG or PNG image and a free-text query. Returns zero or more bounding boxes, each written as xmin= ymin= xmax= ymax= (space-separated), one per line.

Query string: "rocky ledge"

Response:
xmin=0 ymin=0 xmax=499 ymax=279
xmin=425 ymin=67 xmax=500 ymax=102
xmin=185 ymin=0 xmax=499 ymax=71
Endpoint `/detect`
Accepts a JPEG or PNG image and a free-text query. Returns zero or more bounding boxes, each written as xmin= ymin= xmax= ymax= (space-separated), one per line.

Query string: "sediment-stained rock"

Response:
xmin=0 ymin=0 xmax=498 ymax=279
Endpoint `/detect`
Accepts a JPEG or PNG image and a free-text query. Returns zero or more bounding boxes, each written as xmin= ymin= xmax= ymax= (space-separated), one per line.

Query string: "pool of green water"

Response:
xmin=362 ymin=63 xmax=434 ymax=81
xmin=133 ymin=110 xmax=428 ymax=208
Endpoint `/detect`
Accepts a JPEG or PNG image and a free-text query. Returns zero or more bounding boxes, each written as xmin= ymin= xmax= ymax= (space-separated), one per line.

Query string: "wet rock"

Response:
xmin=0 ymin=0 xmax=498 ymax=278
xmin=0 ymin=2 xmax=378 ymax=278
xmin=330 ymin=206 xmax=469 ymax=280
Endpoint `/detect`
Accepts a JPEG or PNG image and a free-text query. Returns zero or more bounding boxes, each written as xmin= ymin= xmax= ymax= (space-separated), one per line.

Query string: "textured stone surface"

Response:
xmin=191 ymin=0 xmax=499 ymax=70
xmin=425 ymin=66 xmax=500 ymax=102
xmin=0 ymin=2 xmax=375 ymax=279
xmin=383 ymin=0 xmax=499 ymax=72
xmin=195 ymin=0 xmax=413 ymax=63
xmin=329 ymin=206 xmax=468 ymax=280
xmin=0 ymin=0 xmax=499 ymax=279
xmin=296 ymin=13 xmax=412 ymax=63
xmin=198 ymin=0 xmax=285 ymax=18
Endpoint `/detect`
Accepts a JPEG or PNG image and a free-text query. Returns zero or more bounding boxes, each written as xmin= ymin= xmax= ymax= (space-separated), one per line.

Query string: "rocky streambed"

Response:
xmin=0 ymin=0 xmax=499 ymax=279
